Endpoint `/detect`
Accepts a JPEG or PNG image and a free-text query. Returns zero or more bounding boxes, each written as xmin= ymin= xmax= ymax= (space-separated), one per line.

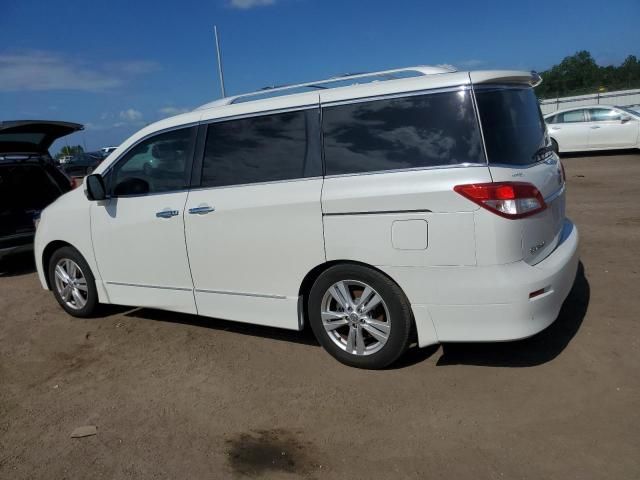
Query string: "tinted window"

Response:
xmin=558 ymin=110 xmax=586 ymax=123
xmin=589 ymin=108 xmax=622 ymax=122
xmin=201 ymin=109 xmax=321 ymax=188
xmin=111 ymin=127 xmax=194 ymax=196
xmin=322 ymin=91 xmax=484 ymax=175
xmin=475 ymin=87 xmax=547 ymax=166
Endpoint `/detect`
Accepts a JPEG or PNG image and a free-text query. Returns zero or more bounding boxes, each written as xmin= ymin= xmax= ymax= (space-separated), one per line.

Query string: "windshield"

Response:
xmin=475 ymin=86 xmax=549 ymax=166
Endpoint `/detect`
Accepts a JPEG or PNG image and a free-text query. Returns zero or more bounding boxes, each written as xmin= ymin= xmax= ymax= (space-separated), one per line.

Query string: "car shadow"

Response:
xmin=435 ymin=261 xmax=590 ymax=368
xmin=0 ymin=251 xmax=36 ymax=277
xmin=104 ymin=262 xmax=588 ymax=368
xmin=122 ymin=307 xmax=320 ymax=347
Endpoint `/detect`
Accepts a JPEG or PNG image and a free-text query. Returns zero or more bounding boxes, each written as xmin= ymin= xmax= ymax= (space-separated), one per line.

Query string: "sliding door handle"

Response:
xmin=188 ymin=205 xmax=215 ymax=215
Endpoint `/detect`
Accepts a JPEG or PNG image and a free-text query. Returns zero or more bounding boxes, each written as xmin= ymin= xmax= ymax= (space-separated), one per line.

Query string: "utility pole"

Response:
xmin=214 ymin=25 xmax=226 ymax=98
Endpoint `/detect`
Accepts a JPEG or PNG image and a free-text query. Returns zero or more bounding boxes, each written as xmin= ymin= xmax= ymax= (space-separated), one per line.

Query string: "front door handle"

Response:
xmin=156 ymin=209 xmax=179 ymax=219
xmin=188 ymin=205 xmax=215 ymax=215
xmin=590 ymin=125 xmax=601 ymax=129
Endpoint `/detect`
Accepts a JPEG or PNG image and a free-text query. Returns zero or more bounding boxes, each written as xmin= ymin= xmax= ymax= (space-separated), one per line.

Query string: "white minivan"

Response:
xmin=35 ymin=66 xmax=579 ymax=369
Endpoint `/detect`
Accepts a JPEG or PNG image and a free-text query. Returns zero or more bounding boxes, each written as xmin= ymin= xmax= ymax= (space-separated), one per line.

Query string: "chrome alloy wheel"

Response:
xmin=53 ymin=258 xmax=88 ymax=310
xmin=320 ymin=280 xmax=391 ymax=356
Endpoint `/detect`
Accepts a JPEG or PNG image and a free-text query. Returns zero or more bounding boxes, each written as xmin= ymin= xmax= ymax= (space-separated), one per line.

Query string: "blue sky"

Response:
xmin=1 ymin=0 xmax=639 ymax=153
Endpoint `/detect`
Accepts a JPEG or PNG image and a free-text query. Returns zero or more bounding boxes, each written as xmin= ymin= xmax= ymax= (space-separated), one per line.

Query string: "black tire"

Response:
xmin=48 ymin=246 xmax=99 ymax=317
xmin=308 ymin=264 xmax=413 ymax=369
xmin=551 ymin=138 xmax=559 ymax=154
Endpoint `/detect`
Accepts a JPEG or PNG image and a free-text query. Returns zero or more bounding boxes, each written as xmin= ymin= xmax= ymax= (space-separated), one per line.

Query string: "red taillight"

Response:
xmin=454 ymin=182 xmax=546 ymax=219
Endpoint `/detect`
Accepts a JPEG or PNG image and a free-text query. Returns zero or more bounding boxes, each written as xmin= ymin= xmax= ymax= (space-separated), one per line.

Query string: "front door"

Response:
xmin=184 ymin=107 xmax=325 ymax=329
xmin=587 ymin=107 xmax=639 ymax=148
xmin=91 ymin=126 xmax=197 ymax=314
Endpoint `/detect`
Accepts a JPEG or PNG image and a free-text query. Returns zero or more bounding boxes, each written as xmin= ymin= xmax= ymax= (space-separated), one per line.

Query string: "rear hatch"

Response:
xmin=0 ymin=120 xmax=83 ymax=155
xmin=0 ymin=121 xmax=80 ymax=241
xmin=474 ymin=84 xmax=565 ymax=265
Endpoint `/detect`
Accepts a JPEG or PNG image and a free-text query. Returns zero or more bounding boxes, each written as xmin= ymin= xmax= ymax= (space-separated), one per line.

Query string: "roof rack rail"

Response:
xmin=196 ymin=65 xmax=457 ymax=110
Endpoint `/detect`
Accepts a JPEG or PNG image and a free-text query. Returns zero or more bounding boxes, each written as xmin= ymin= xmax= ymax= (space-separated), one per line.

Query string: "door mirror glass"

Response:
xmin=85 ymin=174 xmax=106 ymax=201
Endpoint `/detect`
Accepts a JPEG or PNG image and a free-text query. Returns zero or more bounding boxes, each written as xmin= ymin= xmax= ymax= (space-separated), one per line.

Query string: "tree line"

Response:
xmin=536 ymin=50 xmax=640 ymax=99
xmin=55 ymin=145 xmax=84 ymax=159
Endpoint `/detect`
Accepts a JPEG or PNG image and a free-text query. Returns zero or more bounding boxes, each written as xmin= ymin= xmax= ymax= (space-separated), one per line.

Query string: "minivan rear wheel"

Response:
xmin=48 ymin=246 xmax=98 ymax=317
xmin=308 ymin=264 xmax=412 ymax=369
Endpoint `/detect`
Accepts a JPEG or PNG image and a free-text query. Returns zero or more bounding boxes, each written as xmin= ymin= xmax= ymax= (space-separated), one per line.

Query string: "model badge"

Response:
xmin=530 ymin=241 xmax=546 ymax=254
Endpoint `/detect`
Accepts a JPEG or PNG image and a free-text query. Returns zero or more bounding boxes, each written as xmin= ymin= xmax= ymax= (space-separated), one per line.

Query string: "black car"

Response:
xmin=0 ymin=120 xmax=83 ymax=261
xmin=61 ymin=151 xmax=106 ymax=177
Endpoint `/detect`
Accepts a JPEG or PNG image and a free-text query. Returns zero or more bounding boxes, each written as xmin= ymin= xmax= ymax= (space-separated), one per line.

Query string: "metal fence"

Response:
xmin=539 ymin=89 xmax=640 ymax=114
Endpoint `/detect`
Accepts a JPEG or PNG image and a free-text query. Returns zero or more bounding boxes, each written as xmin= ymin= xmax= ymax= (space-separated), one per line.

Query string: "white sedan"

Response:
xmin=544 ymin=105 xmax=640 ymax=153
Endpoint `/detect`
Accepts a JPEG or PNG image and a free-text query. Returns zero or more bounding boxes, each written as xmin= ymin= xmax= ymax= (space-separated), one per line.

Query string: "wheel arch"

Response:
xmin=41 ymin=240 xmax=76 ymax=289
xmin=297 ymin=259 xmax=415 ymax=332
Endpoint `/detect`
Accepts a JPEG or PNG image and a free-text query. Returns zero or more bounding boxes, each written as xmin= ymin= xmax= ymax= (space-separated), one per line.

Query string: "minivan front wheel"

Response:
xmin=308 ymin=265 xmax=412 ymax=369
xmin=48 ymin=246 xmax=98 ymax=317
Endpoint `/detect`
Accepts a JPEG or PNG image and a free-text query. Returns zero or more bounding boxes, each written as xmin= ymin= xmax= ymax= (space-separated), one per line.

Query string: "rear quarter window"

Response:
xmin=322 ymin=90 xmax=485 ymax=176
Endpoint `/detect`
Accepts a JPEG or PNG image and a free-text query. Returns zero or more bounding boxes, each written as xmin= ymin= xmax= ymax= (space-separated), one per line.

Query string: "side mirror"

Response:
xmin=621 ymin=115 xmax=631 ymax=123
xmin=85 ymin=174 xmax=107 ymax=201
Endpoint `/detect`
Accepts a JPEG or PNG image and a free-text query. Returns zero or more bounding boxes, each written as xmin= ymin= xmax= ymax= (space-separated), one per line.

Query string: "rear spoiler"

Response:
xmin=469 ymin=70 xmax=542 ymax=88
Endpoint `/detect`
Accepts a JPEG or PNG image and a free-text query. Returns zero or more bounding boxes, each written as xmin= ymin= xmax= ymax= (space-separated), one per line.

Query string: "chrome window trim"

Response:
xmin=187 ymin=175 xmax=323 ymax=193
xmin=319 ymin=84 xmax=471 ymax=109
xmin=200 ymin=103 xmax=319 ymax=126
xmin=323 ymin=163 xmax=488 ymax=180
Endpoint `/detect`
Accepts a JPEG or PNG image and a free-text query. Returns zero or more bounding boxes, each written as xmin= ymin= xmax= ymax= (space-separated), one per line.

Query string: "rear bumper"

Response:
xmin=386 ymin=219 xmax=579 ymax=346
xmin=430 ymin=219 xmax=579 ymax=343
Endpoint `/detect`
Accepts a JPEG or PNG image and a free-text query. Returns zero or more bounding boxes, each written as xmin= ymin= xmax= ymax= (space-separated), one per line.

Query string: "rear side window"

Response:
xmin=475 ymin=87 xmax=547 ymax=166
xmin=201 ymin=109 xmax=321 ymax=188
xmin=558 ymin=110 xmax=586 ymax=123
xmin=322 ymin=90 xmax=484 ymax=176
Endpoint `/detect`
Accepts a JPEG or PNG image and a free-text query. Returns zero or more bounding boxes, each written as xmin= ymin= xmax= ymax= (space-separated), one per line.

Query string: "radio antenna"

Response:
xmin=214 ymin=25 xmax=227 ymax=98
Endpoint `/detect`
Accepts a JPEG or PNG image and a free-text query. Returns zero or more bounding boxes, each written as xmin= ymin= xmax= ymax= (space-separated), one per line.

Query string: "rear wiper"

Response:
xmin=532 ymin=146 xmax=553 ymax=161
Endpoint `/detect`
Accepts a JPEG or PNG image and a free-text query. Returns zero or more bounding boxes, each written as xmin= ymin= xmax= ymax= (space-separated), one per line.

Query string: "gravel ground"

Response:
xmin=1 ymin=152 xmax=639 ymax=479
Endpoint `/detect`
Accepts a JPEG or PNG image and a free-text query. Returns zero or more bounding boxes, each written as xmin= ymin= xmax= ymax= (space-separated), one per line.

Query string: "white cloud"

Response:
xmin=119 ymin=108 xmax=143 ymax=122
xmin=0 ymin=50 xmax=159 ymax=92
xmin=229 ymin=0 xmax=275 ymax=9
xmin=158 ymin=106 xmax=190 ymax=117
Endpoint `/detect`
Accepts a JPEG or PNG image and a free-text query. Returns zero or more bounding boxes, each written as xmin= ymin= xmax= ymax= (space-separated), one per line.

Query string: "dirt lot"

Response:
xmin=1 ymin=152 xmax=639 ymax=479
